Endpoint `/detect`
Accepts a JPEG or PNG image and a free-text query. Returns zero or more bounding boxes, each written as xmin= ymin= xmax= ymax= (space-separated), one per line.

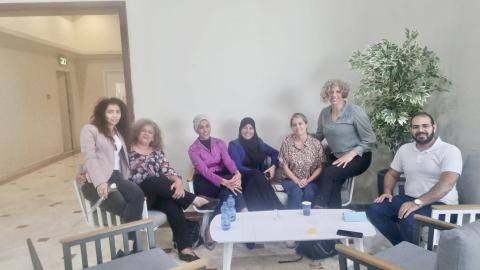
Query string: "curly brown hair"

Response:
xmin=320 ymin=79 xmax=350 ymax=101
xmin=91 ymin=97 xmax=130 ymax=143
xmin=131 ymin=119 xmax=163 ymax=150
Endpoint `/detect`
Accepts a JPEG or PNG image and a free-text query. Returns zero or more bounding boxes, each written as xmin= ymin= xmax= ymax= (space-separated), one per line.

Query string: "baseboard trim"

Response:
xmin=0 ymin=150 xmax=79 ymax=185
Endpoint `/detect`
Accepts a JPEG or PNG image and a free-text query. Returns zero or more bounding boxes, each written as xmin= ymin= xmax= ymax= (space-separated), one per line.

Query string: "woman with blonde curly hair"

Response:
xmin=314 ymin=79 xmax=376 ymax=208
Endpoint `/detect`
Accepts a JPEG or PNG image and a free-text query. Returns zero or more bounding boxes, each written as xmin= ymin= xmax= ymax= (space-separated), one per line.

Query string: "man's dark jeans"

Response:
xmin=366 ymin=195 xmax=435 ymax=245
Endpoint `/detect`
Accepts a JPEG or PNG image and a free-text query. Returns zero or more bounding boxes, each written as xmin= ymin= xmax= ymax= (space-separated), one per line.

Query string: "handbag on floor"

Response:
xmin=295 ymin=240 xmax=337 ymax=260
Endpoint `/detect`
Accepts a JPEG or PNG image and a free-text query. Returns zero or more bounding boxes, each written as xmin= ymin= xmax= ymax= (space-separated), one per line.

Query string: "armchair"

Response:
xmin=428 ymin=150 xmax=480 ymax=247
xmin=335 ymin=214 xmax=459 ymax=270
xmin=60 ymin=218 xmax=208 ymax=270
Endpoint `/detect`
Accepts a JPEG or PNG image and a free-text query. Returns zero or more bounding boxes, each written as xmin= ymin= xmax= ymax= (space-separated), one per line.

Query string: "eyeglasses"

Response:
xmin=411 ymin=124 xmax=433 ymax=130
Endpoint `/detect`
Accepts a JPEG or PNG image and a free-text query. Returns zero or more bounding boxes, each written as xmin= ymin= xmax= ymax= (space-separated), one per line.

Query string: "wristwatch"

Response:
xmin=413 ymin=199 xmax=423 ymax=207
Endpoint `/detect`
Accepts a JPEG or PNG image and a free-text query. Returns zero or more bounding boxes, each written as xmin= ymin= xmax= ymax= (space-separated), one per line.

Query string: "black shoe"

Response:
xmin=245 ymin=242 xmax=255 ymax=249
xmin=197 ymin=196 xmax=220 ymax=211
xmin=204 ymin=241 xmax=216 ymax=251
xmin=116 ymin=249 xmax=125 ymax=258
xmin=178 ymin=252 xmax=200 ymax=262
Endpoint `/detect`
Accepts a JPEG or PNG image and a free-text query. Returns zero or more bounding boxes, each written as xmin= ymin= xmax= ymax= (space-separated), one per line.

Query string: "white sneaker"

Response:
xmin=285 ymin=241 xmax=298 ymax=248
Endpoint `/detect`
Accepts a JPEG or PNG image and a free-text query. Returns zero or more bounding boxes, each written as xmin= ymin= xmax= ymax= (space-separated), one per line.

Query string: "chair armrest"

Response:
xmin=413 ymin=214 xmax=458 ymax=250
xmin=335 ymin=244 xmax=404 ymax=270
xmin=432 ymin=204 xmax=480 ymax=210
xmin=169 ymin=258 xmax=208 ymax=270
xmin=414 ymin=214 xmax=458 ymax=230
xmin=60 ymin=218 xmax=154 ymax=244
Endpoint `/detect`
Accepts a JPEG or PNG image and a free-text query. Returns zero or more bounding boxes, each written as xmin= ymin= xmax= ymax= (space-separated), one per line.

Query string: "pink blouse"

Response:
xmin=188 ymin=137 xmax=237 ymax=187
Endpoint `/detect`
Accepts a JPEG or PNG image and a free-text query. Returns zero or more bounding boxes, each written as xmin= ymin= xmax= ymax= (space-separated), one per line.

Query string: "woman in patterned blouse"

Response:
xmin=279 ymin=113 xmax=325 ymax=209
xmin=129 ymin=118 xmax=218 ymax=262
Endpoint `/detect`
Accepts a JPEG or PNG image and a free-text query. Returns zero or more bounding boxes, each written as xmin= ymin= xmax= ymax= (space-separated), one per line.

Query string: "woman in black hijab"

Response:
xmin=228 ymin=117 xmax=284 ymax=211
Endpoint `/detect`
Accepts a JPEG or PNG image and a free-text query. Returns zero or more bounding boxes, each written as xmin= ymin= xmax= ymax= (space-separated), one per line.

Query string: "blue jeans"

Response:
xmin=366 ymin=195 xmax=433 ymax=245
xmin=282 ymin=179 xmax=318 ymax=209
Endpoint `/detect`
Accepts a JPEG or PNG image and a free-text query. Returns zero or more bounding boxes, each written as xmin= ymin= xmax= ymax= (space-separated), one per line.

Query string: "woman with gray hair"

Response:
xmin=313 ymin=79 xmax=376 ymax=208
xmin=129 ymin=118 xmax=218 ymax=261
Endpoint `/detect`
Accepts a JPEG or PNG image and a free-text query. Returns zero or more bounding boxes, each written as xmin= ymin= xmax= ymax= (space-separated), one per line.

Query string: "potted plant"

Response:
xmin=349 ymin=29 xmax=451 ymax=194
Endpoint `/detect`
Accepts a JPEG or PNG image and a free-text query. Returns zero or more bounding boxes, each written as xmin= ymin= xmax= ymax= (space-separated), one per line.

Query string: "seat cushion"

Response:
xmin=435 ymin=220 xmax=480 ymax=270
xmin=85 ymin=248 xmax=177 ymax=270
xmin=376 ymin=241 xmax=436 ymax=270
xmin=148 ymin=210 xmax=167 ymax=228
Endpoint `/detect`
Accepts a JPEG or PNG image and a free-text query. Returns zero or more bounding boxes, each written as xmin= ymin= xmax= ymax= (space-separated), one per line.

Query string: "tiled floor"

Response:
xmin=0 ymin=154 xmax=391 ymax=270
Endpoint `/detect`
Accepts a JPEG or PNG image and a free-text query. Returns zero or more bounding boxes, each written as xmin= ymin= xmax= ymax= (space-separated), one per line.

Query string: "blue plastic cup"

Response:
xmin=302 ymin=201 xmax=311 ymax=216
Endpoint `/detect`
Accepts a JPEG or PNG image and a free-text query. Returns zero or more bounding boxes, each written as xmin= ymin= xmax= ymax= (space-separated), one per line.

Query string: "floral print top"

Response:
xmin=278 ymin=134 xmax=325 ymax=179
xmin=128 ymin=149 xmax=180 ymax=185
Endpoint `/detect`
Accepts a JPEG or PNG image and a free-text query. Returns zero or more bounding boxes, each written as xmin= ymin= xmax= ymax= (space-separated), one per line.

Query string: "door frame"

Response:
xmin=0 ymin=1 xmax=135 ymax=121
xmin=56 ymin=70 xmax=75 ymax=152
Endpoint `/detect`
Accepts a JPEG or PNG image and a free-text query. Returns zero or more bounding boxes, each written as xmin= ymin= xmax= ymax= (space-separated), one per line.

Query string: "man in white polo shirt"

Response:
xmin=367 ymin=112 xmax=462 ymax=245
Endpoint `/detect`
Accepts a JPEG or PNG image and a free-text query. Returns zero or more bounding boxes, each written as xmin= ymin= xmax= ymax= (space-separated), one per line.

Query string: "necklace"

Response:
xmin=134 ymin=144 xmax=153 ymax=155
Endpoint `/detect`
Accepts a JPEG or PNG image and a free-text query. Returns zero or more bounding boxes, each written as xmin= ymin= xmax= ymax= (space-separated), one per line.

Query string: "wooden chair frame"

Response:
xmin=430 ymin=204 xmax=480 ymax=248
xmin=60 ymin=219 xmax=156 ymax=270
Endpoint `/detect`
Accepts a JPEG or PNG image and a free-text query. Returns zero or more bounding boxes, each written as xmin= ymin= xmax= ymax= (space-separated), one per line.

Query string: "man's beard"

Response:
xmin=413 ymin=131 xmax=435 ymax=145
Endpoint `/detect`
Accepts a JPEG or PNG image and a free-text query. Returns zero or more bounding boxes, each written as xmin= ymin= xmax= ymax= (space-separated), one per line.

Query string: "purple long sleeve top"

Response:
xmin=188 ymin=137 xmax=238 ymax=187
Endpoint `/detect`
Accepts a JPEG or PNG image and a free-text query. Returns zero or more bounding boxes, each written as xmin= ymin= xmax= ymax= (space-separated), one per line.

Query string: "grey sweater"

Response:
xmin=315 ymin=103 xmax=376 ymax=158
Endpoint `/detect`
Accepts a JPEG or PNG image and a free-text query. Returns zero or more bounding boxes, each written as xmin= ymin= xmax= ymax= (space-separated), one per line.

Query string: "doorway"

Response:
xmin=104 ymin=70 xmax=127 ymax=102
xmin=0 ymin=2 xmax=133 ymax=112
xmin=0 ymin=1 xmax=134 ymax=183
xmin=56 ymin=71 xmax=74 ymax=152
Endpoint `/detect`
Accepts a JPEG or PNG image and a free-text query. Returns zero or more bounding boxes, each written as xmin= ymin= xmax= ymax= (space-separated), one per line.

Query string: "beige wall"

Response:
xmin=0 ymin=15 xmax=121 ymax=54
xmin=1 ymin=0 xmax=478 ymax=202
xmin=0 ymin=22 xmax=123 ymax=181
xmin=75 ymin=56 xmax=124 ymax=127
xmin=0 ymin=37 xmax=69 ymax=178
xmin=125 ymin=0 xmax=480 ymax=202
xmin=0 ymin=16 xmax=76 ymax=49
xmin=73 ymin=15 xmax=122 ymax=53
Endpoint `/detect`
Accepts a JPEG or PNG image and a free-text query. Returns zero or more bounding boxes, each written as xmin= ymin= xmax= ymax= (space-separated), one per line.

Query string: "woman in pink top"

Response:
xmin=188 ymin=115 xmax=247 ymax=212
xmin=189 ymin=115 xmax=255 ymax=249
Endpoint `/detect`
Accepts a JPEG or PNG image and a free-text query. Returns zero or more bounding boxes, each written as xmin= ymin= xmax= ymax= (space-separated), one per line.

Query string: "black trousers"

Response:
xmin=242 ymin=170 xmax=284 ymax=211
xmin=314 ymin=152 xmax=372 ymax=208
xmin=82 ymin=170 xmax=144 ymax=239
xmin=139 ymin=175 xmax=196 ymax=251
xmin=193 ymin=173 xmax=247 ymax=217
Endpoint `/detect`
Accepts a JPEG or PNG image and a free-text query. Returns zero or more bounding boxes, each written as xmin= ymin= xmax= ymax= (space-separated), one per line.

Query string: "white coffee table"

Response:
xmin=210 ymin=209 xmax=376 ymax=270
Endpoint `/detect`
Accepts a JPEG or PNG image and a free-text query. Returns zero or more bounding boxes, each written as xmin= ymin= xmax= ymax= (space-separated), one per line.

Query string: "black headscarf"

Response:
xmin=238 ymin=117 xmax=266 ymax=168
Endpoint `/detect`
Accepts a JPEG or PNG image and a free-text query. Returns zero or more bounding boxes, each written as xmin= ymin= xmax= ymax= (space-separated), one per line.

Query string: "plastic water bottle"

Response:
xmin=227 ymin=195 xmax=236 ymax=222
xmin=220 ymin=202 xmax=231 ymax=230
